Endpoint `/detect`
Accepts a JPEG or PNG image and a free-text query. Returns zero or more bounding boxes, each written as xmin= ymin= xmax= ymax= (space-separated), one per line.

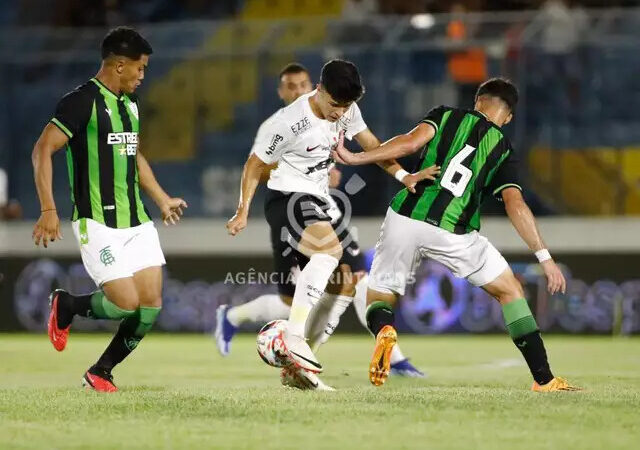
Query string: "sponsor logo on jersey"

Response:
xmin=306 ymin=145 xmax=320 ymax=152
xmin=291 ymin=116 xmax=311 ymax=135
xmin=107 ymin=132 xmax=138 ymax=156
xmin=266 ymin=134 xmax=283 ymax=155
xmin=305 ymin=157 xmax=332 ymax=175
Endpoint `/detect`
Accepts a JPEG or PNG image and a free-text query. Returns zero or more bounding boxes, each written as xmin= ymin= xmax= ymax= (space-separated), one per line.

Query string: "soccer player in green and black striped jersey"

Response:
xmin=333 ymin=78 xmax=581 ymax=392
xmin=32 ymin=27 xmax=187 ymax=392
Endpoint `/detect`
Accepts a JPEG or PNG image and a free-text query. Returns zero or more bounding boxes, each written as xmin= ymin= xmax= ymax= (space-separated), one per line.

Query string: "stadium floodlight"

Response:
xmin=410 ymin=13 xmax=435 ymax=30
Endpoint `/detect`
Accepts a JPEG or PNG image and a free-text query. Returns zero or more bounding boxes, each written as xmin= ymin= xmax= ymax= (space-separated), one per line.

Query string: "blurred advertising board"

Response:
xmin=1 ymin=251 xmax=639 ymax=334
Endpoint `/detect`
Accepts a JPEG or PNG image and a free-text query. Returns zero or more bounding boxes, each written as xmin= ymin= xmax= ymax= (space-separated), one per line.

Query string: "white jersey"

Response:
xmin=251 ymin=90 xmax=367 ymax=200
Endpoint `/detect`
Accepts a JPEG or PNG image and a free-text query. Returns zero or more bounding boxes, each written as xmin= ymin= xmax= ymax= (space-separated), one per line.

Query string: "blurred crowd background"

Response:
xmin=2 ymin=0 xmax=640 ymax=221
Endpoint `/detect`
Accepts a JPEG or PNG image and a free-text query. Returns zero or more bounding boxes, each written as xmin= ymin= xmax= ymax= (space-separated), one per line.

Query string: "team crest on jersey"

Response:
xmin=128 ymin=102 xmax=139 ymax=120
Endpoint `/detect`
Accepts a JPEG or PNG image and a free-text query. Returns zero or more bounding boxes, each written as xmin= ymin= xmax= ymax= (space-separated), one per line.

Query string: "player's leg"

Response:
xmin=349 ymin=274 xmax=425 ymax=377
xmin=284 ymin=219 xmax=342 ymax=372
xmin=480 ymin=267 xmax=581 ymax=392
xmin=83 ymin=221 xmax=166 ymax=392
xmin=48 ymin=219 xmax=138 ymax=352
xmin=363 ymin=208 xmax=421 ymax=386
xmin=305 ymin=264 xmax=360 ymax=351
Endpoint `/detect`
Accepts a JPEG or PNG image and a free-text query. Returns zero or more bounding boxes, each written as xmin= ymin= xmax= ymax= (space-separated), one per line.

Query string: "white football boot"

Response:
xmin=283 ymin=328 xmax=322 ymax=373
xmin=280 ymin=366 xmax=335 ymax=391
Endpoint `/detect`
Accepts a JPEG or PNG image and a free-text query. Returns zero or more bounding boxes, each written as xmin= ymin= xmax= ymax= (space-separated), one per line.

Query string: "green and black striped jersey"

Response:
xmin=51 ymin=78 xmax=151 ymax=229
xmin=390 ymin=105 xmax=521 ymax=234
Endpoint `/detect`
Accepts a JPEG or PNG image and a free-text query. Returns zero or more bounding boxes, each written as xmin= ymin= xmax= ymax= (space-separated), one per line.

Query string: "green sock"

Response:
xmin=501 ymin=298 xmax=538 ymax=339
xmin=366 ymin=301 xmax=394 ymax=336
xmin=502 ymin=298 xmax=554 ymax=385
xmin=89 ymin=292 xmax=136 ymax=320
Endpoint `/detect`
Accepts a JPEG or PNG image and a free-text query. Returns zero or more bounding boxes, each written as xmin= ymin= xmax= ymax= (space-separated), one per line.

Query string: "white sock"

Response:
xmin=353 ymin=274 xmax=369 ymax=328
xmin=354 ymin=274 xmax=407 ymax=365
xmin=226 ymin=294 xmax=290 ymax=327
xmin=287 ymin=253 xmax=339 ymax=337
xmin=306 ymin=293 xmax=353 ymax=351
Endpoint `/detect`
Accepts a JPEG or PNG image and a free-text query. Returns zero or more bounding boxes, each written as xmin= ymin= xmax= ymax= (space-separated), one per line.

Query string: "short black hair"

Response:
xmin=101 ymin=27 xmax=153 ymax=60
xmin=279 ymin=63 xmax=309 ymax=81
xmin=319 ymin=59 xmax=364 ymax=105
xmin=475 ymin=78 xmax=518 ymax=113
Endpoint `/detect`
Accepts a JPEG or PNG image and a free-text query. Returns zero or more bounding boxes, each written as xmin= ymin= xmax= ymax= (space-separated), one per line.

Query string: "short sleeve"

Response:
xmin=488 ymin=152 xmax=522 ymax=201
xmin=420 ymin=105 xmax=447 ymax=133
xmin=50 ymin=90 xmax=92 ymax=139
xmin=250 ymin=117 xmax=293 ymax=164
xmin=344 ymin=103 xmax=367 ymax=140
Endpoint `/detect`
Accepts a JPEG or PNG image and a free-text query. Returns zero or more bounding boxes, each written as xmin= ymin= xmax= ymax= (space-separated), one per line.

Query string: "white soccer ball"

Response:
xmin=256 ymin=320 xmax=289 ymax=368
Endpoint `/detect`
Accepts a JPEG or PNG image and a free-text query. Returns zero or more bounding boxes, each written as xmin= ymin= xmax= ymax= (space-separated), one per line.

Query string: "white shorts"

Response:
xmin=71 ymin=218 xmax=166 ymax=286
xmin=368 ymin=208 xmax=508 ymax=296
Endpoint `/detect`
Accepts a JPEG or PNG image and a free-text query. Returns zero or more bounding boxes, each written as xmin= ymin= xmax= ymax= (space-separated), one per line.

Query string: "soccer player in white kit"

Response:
xmin=226 ymin=60 xmax=438 ymax=383
xmin=216 ymin=63 xmax=425 ymax=380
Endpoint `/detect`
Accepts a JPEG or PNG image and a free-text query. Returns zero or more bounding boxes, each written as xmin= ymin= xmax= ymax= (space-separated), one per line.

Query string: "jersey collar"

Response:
xmin=91 ymin=78 xmax=122 ymax=101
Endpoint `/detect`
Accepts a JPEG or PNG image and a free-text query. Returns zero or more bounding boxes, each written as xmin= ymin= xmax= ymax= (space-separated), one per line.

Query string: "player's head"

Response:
xmin=277 ymin=63 xmax=312 ymax=105
xmin=316 ymin=59 xmax=364 ymax=122
xmin=101 ymin=27 xmax=153 ymax=94
xmin=474 ymin=78 xmax=518 ymax=126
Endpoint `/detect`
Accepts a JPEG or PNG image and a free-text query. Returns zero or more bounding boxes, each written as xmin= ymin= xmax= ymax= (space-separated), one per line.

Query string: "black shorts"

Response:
xmin=264 ymin=189 xmax=366 ymax=297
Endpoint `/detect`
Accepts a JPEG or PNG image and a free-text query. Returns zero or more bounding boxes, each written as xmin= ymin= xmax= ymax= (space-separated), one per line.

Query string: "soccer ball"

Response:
xmin=256 ymin=320 xmax=289 ymax=368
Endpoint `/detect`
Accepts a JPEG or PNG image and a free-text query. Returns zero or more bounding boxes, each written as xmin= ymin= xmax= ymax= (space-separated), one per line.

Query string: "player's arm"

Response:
xmin=228 ymin=118 xmax=291 ymax=236
xmin=502 ymin=187 xmax=566 ymax=295
xmin=334 ymin=123 xmax=436 ymax=165
xmin=136 ymin=150 xmax=187 ymax=226
xmin=226 ymin=153 xmax=267 ymax=236
xmin=31 ymin=123 xmax=68 ymax=247
xmin=352 ymin=127 xmax=439 ymax=193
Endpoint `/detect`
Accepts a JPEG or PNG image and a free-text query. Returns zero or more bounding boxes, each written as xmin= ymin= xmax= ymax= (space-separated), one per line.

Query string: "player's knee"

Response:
xmin=139 ymin=294 xmax=162 ymax=308
xmin=496 ymin=276 xmax=524 ymax=304
xmin=111 ymin=292 xmax=139 ymax=311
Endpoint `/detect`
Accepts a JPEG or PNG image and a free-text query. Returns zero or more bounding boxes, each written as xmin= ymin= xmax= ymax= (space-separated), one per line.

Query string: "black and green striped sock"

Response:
xmin=95 ymin=306 xmax=162 ymax=372
xmin=502 ymin=298 xmax=553 ymax=385
xmin=366 ymin=301 xmax=394 ymax=336
xmin=57 ymin=291 xmax=135 ymax=328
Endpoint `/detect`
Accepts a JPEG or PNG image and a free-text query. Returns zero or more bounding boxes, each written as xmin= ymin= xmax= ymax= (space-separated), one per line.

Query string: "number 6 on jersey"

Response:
xmin=440 ymin=144 xmax=476 ymax=197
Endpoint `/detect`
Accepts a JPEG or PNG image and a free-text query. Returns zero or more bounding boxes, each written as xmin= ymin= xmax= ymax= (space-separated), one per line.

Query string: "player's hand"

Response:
xmin=331 ymin=131 xmax=360 ymax=165
xmin=401 ymin=165 xmax=441 ymax=193
xmin=33 ymin=210 xmax=62 ymax=248
xmin=160 ymin=197 xmax=188 ymax=226
xmin=226 ymin=210 xmax=248 ymax=236
xmin=541 ymin=259 xmax=566 ymax=295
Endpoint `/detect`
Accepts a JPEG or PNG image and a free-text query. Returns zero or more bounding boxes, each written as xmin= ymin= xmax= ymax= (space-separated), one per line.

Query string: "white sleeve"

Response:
xmin=250 ymin=118 xmax=293 ymax=164
xmin=345 ymin=102 xmax=367 ymax=140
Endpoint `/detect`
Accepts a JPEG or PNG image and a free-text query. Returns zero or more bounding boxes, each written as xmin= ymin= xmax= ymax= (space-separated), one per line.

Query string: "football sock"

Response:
xmin=95 ymin=306 xmax=161 ymax=372
xmin=352 ymin=275 xmax=368 ymax=328
xmin=287 ymin=253 xmax=339 ymax=337
xmin=502 ymin=298 xmax=554 ymax=385
xmin=226 ymin=294 xmax=290 ymax=327
xmin=366 ymin=301 xmax=395 ymax=336
xmin=57 ymin=290 xmax=135 ymax=328
xmin=353 ymin=278 xmax=406 ymax=364
xmin=306 ymin=293 xmax=352 ymax=351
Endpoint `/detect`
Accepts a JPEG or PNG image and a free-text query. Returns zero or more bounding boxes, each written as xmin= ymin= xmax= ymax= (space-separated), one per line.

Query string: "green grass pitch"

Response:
xmin=1 ymin=333 xmax=639 ymax=449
